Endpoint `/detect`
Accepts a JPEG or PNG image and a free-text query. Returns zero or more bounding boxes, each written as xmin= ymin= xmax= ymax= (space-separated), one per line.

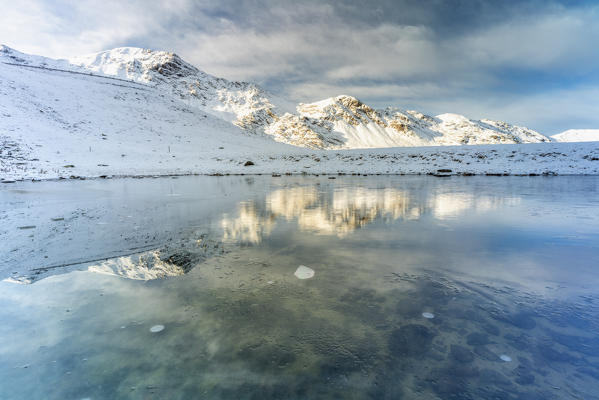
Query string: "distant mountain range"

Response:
xmin=551 ymin=129 xmax=599 ymax=143
xmin=3 ymin=45 xmax=581 ymax=150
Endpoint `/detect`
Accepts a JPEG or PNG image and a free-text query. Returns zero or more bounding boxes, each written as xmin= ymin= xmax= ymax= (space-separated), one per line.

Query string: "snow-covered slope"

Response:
xmin=0 ymin=45 xmax=297 ymax=180
xmin=1 ymin=45 xmax=293 ymax=132
xmin=2 ymin=44 xmax=598 ymax=180
xmin=552 ymin=129 xmax=599 ymax=143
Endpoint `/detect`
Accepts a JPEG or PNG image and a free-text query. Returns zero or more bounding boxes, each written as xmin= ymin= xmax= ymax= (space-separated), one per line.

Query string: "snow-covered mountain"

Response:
xmin=267 ymin=95 xmax=549 ymax=148
xmin=1 ymin=45 xmax=551 ymax=153
xmin=552 ymin=129 xmax=599 ymax=143
xmin=0 ymin=45 xmax=297 ymax=179
xmin=1 ymin=45 xmax=289 ymax=132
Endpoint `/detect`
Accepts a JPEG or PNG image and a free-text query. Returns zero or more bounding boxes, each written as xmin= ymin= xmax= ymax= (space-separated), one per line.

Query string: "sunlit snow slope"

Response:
xmin=0 ymin=45 xmax=296 ymax=179
xmin=552 ymin=130 xmax=599 ymax=143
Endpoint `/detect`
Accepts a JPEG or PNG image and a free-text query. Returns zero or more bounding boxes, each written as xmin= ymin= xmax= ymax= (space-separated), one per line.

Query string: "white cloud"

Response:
xmin=454 ymin=11 xmax=599 ymax=72
xmin=0 ymin=0 xmax=195 ymax=57
xmin=3 ymin=1 xmax=598 ymax=82
xmin=410 ymin=85 xmax=599 ymax=134
xmin=288 ymin=81 xmax=454 ymax=106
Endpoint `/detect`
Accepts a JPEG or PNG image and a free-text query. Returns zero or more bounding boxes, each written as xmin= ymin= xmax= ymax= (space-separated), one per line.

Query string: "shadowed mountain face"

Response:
xmin=1 ymin=45 xmax=550 ymax=150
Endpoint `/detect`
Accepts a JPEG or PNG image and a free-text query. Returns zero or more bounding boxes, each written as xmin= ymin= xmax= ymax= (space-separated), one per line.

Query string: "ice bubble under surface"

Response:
xmin=294 ymin=265 xmax=315 ymax=280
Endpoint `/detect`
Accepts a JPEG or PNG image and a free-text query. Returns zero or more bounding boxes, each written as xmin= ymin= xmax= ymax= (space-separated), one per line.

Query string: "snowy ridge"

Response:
xmin=67 ymin=47 xmax=294 ymax=133
xmin=552 ymin=129 xmax=599 ymax=143
xmin=266 ymin=95 xmax=550 ymax=149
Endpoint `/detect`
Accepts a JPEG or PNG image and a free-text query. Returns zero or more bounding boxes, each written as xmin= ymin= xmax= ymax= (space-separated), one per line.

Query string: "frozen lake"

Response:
xmin=1 ymin=175 xmax=599 ymax=399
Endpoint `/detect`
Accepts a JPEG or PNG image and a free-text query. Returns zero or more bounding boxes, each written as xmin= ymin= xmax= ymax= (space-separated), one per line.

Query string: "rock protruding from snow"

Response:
xmin=552 ymin=129 xmax=599 ymax=143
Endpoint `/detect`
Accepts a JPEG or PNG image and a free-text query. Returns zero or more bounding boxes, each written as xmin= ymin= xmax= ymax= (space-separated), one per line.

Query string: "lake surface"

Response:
xmin=1 ymin=176 xmax=599 ymax=399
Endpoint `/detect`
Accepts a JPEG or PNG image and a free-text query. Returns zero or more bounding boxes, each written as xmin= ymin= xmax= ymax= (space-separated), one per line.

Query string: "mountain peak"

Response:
xmin=436 ymin=113 xmax=470 ymax=122
xmin=304 ymin=95 xmax=362 ymax=109
xmin=298 ymin=95 xmax=380 ymax=122
xmin=334 ymin=94 xmax=361 ymax=103
xmin=67 ymin=47 xmax=200 ymax=82
xmin=552 ymin=129 xmax=599 ymax=142
xmin=0 ymin=45 xmax=30 ymax=63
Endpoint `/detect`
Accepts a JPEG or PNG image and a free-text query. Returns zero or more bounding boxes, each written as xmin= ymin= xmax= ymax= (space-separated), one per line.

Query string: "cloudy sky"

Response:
xmin=2 ymin=0 xmax=598 ymax=133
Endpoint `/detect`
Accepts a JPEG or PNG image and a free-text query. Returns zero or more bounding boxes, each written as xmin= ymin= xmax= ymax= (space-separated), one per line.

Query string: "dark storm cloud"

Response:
xmin=2 ymin=0 xmax=599 ymax=133
xmin=188 ymin=0 xmax=590 ymax=36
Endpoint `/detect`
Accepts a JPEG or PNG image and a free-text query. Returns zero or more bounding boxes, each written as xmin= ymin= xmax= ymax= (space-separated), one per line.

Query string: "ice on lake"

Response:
xmin=150 ymin=325 xmax=165 ymax=333
xmin=294 ymin=265 xmax=315 ymax=279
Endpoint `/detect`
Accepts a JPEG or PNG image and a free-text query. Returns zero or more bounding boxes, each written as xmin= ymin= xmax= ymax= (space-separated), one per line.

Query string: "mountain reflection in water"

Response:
xmin=221 ymin=184 xmax=520 ymax=243
xmin=82 ymin=183 xmax=523 ymax=280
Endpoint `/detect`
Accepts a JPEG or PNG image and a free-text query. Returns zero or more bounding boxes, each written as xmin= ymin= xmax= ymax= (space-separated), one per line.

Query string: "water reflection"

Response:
xmin=88 ymin=250 xmax=190 ymax=280
xmin=221 ymin=184 xmax=520 ymax=243
xmin=429 ymin=191 xmax=520 ymax=220
xmin=222 ymin=201 xmax=277 ymax=244
xmin=1 ymin=176 xmax=599 ymax=399
xmin=5 ymin=177 xmax=595 ymax=286
xmin=7 ymin=182 xmax=522 ymax=283
xmin=2 ymin=247 xmax=599 ymax=399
